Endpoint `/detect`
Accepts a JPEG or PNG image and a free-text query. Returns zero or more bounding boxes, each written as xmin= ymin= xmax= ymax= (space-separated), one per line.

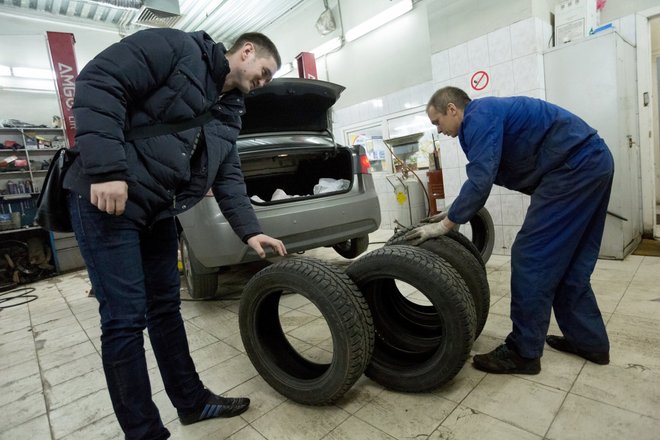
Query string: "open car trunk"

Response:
xmin=240 ymin=146 xmax=354 ymax=205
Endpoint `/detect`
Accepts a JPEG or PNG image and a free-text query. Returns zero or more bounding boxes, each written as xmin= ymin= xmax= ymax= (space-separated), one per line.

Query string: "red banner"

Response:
xmin=46 ymin=32 xmax=78 ymax=149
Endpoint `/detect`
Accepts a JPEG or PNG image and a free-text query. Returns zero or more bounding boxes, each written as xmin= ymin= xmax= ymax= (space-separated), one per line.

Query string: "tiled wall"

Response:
xmin=333 ymin=17 xmax=552 ymax=255
xmin=431 ymin=17 xmax=552 ymax=255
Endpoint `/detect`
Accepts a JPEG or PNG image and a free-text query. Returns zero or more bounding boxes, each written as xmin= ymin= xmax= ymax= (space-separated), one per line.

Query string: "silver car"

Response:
xmin=178 ymin=78 xmax=381 ymax=298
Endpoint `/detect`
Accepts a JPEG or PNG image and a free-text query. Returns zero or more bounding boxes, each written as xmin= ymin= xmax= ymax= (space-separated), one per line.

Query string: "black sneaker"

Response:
xmin=473 ymin=344 xmax=541 ymax=374
xmin=178 ymin=393 xmax=250 ymax=426
xmin=546 ymin=335 xmax=609 ymax=365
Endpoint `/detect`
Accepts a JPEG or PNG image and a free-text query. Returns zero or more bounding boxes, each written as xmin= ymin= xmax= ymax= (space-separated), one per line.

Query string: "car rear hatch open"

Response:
xmin=238 ymin=78 xmax=359 ymax=205
xmin=240 ymin=77 xmax=345 ymax=135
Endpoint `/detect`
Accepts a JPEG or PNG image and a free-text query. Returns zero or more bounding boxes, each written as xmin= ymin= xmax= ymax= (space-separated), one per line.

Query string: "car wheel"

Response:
xmin=180 ymin=233 xmax=219 ymax=299
xmin=346 ymin=245 xmax=476 ymax=392
xmin=385 ymin=234 xmax=490 ymax=339
xmin=239 ymin=257 xmax=374 ymax=405
xmin=332 ymin=235 xmax=369 ymax=259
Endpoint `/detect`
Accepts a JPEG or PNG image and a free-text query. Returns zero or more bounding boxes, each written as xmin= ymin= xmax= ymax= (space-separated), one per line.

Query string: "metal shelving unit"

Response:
xmin=0 ymin=126 xmax=84 ymax=278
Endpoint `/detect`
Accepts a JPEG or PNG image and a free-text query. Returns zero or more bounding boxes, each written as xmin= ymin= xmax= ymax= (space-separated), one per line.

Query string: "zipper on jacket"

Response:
xmin=190 ymin=127 xmax=203 ymax=157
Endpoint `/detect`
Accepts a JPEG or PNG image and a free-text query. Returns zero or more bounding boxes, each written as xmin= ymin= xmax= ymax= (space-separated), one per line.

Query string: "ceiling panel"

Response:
xmin=0 ymin=0 xmax=310 ymax=45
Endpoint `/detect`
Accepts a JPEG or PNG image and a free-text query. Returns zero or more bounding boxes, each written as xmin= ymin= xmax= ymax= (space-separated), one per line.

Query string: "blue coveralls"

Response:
xmin=447 ymin=96 xmax=613 ymax=359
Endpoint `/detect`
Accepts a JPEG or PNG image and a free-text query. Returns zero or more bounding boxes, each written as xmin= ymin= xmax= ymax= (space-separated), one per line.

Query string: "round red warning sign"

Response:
xmin=470 ymin=70 xmax=489 ymax=91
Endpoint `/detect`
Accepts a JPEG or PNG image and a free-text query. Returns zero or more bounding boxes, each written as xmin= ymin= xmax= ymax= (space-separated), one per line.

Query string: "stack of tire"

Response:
xmin=239 ymin=208 xmax=493 ymax=404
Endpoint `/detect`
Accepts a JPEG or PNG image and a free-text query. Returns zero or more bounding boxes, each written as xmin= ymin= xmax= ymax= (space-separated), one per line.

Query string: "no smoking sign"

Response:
xmin=470 ymin=70 xmax=489 ymax=91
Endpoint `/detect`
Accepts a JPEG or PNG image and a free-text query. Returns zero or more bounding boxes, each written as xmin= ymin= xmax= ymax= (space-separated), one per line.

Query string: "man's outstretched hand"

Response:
xmin=247 ymin=234 xmax=287 ymax=258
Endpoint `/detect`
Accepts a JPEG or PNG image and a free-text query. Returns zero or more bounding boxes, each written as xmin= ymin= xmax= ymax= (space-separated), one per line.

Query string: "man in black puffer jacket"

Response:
xmin=63 ymin=28 xmax=286 ymax=439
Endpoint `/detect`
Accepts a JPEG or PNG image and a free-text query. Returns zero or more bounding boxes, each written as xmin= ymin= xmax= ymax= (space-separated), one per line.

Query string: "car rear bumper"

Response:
xmin=178 ymin=189 xmax=381 ymax=267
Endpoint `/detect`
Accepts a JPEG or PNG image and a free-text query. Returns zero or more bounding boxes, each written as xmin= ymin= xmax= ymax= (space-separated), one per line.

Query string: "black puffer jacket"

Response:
xmin=64 ymin=28 xmax=261 ymax=241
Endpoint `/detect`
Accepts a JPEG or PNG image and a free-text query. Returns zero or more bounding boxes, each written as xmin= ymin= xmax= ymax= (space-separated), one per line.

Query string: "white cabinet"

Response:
xmin=544 ymin=30 xmax=642 ymax=259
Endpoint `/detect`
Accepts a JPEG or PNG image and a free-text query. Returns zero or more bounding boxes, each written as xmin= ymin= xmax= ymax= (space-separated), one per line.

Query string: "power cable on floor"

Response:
xmin=0 ymin=287 xmax=38 ymax=310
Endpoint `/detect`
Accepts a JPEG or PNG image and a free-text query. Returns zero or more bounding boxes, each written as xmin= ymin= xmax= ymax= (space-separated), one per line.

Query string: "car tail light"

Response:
xmin=359 ymin=154 xmax=371 ymax=174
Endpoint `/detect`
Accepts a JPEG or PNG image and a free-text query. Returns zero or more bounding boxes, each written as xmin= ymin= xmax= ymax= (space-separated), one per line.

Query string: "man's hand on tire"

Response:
xmin=404 ymin=219 xmax=453 ymax=245
xmin=421 ymin=211 xmax=448 ymax=224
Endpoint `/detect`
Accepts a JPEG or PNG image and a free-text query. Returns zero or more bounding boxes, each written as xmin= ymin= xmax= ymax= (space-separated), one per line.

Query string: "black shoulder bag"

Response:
xmin=35 ymin=111 xmax=214 ymax=233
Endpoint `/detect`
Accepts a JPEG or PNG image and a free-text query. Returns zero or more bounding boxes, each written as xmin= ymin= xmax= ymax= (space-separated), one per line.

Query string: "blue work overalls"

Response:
xmin=448 ymin=96 xmax=612 ymax=358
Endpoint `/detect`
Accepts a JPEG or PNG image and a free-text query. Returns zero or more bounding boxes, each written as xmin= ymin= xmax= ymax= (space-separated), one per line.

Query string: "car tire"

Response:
xmin=346 ymin=245 xmax=476 ymax=392
xmin=463 ymin=207 xmax=495 ymax=264
xmin=180 ymin=233 xmax=218 ymax=299
xmin=385 ymin=234 xmax=490 ymax=339
xmin=239 ymin=257 xmax=374 ymax=405
xmin=332 ymin=235 xmax=369 ymax=259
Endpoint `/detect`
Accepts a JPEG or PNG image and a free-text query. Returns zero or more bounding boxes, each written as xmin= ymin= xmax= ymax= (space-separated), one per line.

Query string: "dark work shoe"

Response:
xmin=546 ymin=335 xmax=609 ymax=365
xmin=178 ymin=393 xmax=250 ymax=426
xmin=473 ymin=344 xmax=541 ymax=374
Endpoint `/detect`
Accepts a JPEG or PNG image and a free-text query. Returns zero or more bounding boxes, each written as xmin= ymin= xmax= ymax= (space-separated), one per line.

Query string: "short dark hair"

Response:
xmin=427 ymin=86 xmax=472 ymax=114
xmin=227 ymin=32 xmax=281 ymax=70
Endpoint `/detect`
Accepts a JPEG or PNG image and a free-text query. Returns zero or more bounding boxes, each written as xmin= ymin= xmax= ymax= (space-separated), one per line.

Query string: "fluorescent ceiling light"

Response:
xmin=0 ymin=65 xmax=11 ymax=76
xmin=12 ymin=67 xmax=54 ymax=79
xmin=311 ymin=36 xmax=342 ymax=58
xmin=0 ymin=86 xmax=56 ymax=94
xmin=345 ymin=0 xmax=412 ymax=42
xmin=0 ymin=77 xmax=55 ymax=92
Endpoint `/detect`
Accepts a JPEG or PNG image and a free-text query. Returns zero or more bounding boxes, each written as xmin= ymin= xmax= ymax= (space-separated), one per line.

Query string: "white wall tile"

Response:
xmin=448 ymin=42 xmax=470 ymax=78
xmin=431 ymin=50 xmax=450 ymax=83
xmin=510 ymin=18 xmax=538 ymax=59
xmin=439 ymin=139 xmax=459 ymax=169
xmin=384 ymin=92 xmax=400 ymax=115
xmin=421 ymin=81 xmax=436 ymax=102
xmin=512 ymin=53 xmax=544 ymax=93
xmin=517 ymin=88 xmax=546 ymax=100
xmin=485 ymin=194 xmax=503 ymax=225
xmin=457 ymin=145 xmax=468 ymax=168
xmin=458 ymin=166 xmax=469 ymax=187
xmin=467 ymin=35 xmax=490 ymax=71
xmin=488 ymin=26 xmax=512 ymax=66
xmin=454 ymin=74 xmax=472 ymax=95
xmin=501 ymin=194 xmax=524 ymax=225
xmin=490 ymin=61 xmax=514 ymax=97
xmin=432 ymin=79 xmax=451 ymax=91
xmin=442 ymin=168 xmax=461 ymax=198
xmin=406 ymin=84 xmax=428 ymax=109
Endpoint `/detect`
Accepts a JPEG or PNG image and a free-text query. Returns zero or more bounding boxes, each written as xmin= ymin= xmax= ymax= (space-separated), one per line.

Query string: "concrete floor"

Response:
xmin=1 ymin=229 xmax=659 ymax=439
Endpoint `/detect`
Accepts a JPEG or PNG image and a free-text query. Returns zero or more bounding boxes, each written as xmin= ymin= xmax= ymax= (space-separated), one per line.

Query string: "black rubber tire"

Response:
xmin=180 ymin=233 xmax=218 ymax=299
xmin=346 ymin=245 xmax=476 ymax=392
xmin=332 ymin=235 xmax=369 ymax=259
xmin=464 ymin=207 xmax=495 ymax=264
xmin=408 ymin=226 xmax=485 ymax=269
xmin=239 ymin=257 xmax=374 ymax=405
xmin=385 ymin=233 xmax=490 ymax=339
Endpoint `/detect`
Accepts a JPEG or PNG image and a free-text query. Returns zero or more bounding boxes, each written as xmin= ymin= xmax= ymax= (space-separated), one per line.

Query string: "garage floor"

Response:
xmin=1 ymin=229 xmax=659 ymax=440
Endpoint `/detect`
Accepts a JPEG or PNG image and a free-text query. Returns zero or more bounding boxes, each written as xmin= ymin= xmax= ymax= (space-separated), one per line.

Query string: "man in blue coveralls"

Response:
xmin=406 ymin=86 xmax=612 ymax=374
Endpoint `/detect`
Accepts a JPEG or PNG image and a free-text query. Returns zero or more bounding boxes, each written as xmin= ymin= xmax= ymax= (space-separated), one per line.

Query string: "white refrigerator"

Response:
xmin=544 ymin=29 xmax=642 ymax=259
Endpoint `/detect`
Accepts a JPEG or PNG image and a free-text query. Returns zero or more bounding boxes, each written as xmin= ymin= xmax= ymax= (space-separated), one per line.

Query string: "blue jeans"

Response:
xmin=68 ymin=192 xmax=209 ymax=440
